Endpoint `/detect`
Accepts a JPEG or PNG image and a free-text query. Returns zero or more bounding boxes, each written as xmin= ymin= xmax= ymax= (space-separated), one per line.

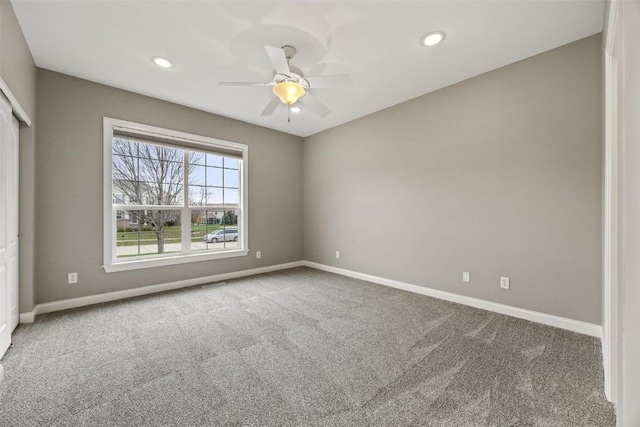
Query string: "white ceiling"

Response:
xmin=12 ymin=1 xmax=604 ymax=138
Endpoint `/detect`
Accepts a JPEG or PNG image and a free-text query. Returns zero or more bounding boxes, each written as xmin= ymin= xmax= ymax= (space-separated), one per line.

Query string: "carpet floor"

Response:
xmin=0 ymin=267 xmax=615 ymax=426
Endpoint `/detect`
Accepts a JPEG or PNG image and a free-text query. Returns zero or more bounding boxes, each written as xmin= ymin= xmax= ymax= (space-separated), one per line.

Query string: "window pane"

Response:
xmin=188 ymin=185 xmax=208 ymax=206
xmin=206 ymin=167 xmax=223 ymax=187
xmin=207 ymin=187 xmax=223 ymax=205
xmin=113 ymin=182 xmax=142 ymax=205
xmin=140 ymin=159 xmax=183 ymax=190
xmin=207 ymin=154 xmax=223 ymax=167
xmin=190 ymin=210 xmax=237 ymax=252
xmin=190 ymin=164 xmax=206 ymax=185
xmin=144 ymin=158 xmax=183 ymax=177
xmin=222 ymin=210 xmax=239 ymax=249
xmin=113 ymin=138 xmax=139 ymax=157
xmin=113 ymin=154 xmax=138 ymax=178
xmin=115 ymin=210 xmax=181 ymax=258
xmin=139 ymin=141 xmax=179 ymax=160
xmin=221 ymin=209 xmax=238 ymax=226
xmin=112 ymin=138 xmax=184 ymax=206
xmin=188 ymin=151 xmax=206 ymax=166
xmin=162 ymin=182 xmax=184 ymax=205
xmin=224 ymin=188 xmax=239 ymax=204
xmin=223 ymin=168 xmax=239 ymax=188
xmin=188 ymin=186 xmax=223 ymax=206
xmin=224 ymin=158 xmax=240 ymax=170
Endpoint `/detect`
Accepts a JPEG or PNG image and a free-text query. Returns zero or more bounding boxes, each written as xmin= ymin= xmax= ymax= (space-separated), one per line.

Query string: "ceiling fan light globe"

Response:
xmin=273 ymin=81 xmax=306 ymax=105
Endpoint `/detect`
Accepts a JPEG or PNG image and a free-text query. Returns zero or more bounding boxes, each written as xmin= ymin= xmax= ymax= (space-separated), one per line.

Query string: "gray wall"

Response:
xmin=303 ymin=35 xmax=602 ymax=324
xmin=35 ymin=70 xmax=303 ymax=304
xmin=618 ymin=1 xmax=640 ymax=425
xmin=31 ymin=34 xmax=604 ymax=327
xmin=0 ymin=1 xmax=37 ymax=313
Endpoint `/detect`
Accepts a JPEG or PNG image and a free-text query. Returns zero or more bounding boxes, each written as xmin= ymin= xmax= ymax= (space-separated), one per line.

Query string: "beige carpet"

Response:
xmin=0 ymin=267 xmax=615 ymax=426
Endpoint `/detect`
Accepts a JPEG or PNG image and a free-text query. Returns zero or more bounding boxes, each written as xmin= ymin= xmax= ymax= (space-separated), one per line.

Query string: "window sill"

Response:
xmin=103 ymin=249 xmax=249 ymax=273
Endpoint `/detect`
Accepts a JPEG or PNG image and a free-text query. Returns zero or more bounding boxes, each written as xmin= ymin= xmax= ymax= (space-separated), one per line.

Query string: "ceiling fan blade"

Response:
xmin=265 ymin=46 xmax=291 ymax=76
xmin=306 ymin=74 xmax=352 ymax=88
xmin=260 ymin=97 xmax=281 ymax=117
xmin=300 ymin=92 xmax=331 ymax=118
xmin=218 ymin=81 xmax=268 ymax=86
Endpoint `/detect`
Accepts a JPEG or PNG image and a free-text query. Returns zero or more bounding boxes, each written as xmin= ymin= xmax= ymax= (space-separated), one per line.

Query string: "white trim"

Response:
xmin=605 ymin=0 xmax=619 ymax=54
xmin=0 ymin=75 xmax=31 ymax=126
xmin=20 ymin=261 xmax=602 ymax=339
xmin=102 ymin=117 xmax=249 ymax=272
xmin=103 ymin=249 xmax=250 ymax=273
xmin=19 ymin=261 xmax=304 ymax=322
xmin=19 ymin=311 xmax=35 ymax=324
xmin=111 ymin=119 xmax=248 ymax=153
xmin=602 ymin=0 xmax=620 ymax=405
xmin=303 ymin=261 xmax=602 ymax=338
xmin=103 ymin=119 xmax=114 ymax=265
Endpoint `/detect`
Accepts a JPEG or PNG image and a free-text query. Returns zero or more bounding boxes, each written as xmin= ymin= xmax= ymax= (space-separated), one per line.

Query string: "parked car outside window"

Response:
xmin=203 ymin=228 xmax=238 ymax=243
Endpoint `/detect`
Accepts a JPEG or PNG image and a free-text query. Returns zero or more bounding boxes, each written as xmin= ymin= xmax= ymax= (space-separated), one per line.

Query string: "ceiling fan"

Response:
xmin=218 ymin=45 xmax=352 ymax=120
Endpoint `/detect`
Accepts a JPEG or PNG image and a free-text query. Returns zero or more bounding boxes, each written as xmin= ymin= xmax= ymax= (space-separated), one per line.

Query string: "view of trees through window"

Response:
xmin=112 ymin=137 xmax=241 ymax=259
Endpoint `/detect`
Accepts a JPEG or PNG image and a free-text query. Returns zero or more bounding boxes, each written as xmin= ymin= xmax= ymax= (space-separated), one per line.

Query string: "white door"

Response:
xmin=0 ymin=94 xmax=18 ymax=358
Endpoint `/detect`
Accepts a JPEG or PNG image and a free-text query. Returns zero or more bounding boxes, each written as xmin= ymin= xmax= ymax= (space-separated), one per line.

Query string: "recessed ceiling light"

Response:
xmin=421 ymin=31 xmax=445 ymax=47
xmin=290 ymin=106 xmax=302 ymax=113
xmin=152 ymin=56 xmax=173 ymax=68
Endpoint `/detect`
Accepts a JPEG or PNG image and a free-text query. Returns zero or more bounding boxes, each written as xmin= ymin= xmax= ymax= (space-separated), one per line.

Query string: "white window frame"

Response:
xmin=102 ymin=117 xmax=249 ymax=272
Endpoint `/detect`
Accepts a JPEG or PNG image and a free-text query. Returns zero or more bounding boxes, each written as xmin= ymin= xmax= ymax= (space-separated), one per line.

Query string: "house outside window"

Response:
xmin=103 ymin=118 xmax=248 ymax=272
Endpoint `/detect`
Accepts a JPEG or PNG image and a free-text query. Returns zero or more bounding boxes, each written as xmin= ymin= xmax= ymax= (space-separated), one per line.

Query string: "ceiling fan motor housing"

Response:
xmin=273 ymin=66 xmax=309 ymax=89
xmin=281 ymin=45 xmax=297 ymax=60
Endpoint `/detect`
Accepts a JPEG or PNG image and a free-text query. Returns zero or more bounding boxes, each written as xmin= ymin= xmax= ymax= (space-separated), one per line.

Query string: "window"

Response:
xmin=103 ymin=118 xmax=248 ymax=272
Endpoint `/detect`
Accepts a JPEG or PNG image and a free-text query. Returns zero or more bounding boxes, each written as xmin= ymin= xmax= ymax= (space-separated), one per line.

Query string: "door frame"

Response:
xmin=0 ymin=74 xmax=32 ymax=364
xmin=602 ymin=0 xmax=620 ymax=405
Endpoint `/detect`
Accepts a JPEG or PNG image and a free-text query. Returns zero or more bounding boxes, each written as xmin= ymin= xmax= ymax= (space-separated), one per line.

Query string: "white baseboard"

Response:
xmin=303 ymin=261 xmax=602 ymax=338
xmin=19 ymin=261 xmax=304 ymax=323
xmin=18 ymin=259 xmax=602 ymax=339
xmin=19 ymin=312 xmax=35 ymax=324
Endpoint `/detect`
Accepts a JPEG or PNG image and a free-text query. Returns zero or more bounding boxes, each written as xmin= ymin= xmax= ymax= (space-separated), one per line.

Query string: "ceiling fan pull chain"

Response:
xmin=288 ymin=107 xmax=291 ymax=123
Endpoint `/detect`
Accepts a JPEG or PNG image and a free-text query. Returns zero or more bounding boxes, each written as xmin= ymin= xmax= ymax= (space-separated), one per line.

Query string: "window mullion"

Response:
xmin=181 ymin=150 xmax=190 ymax=254
xmin=111 ymin=207 xmax=117 ymax=264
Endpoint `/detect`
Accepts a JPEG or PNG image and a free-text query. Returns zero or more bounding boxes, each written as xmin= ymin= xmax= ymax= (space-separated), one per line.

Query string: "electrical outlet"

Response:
xmin=500 ymin=277 xmax=510 ymax=289
xmin=336 ymin=251 xmax=340 ymax=259
xmin=256 ymin=251 xmax=261 ymax=259
xmin=463 ymin=272 xmax=470 ymax=283
xmin=68 ymin=272 xmax=78 ymax=284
